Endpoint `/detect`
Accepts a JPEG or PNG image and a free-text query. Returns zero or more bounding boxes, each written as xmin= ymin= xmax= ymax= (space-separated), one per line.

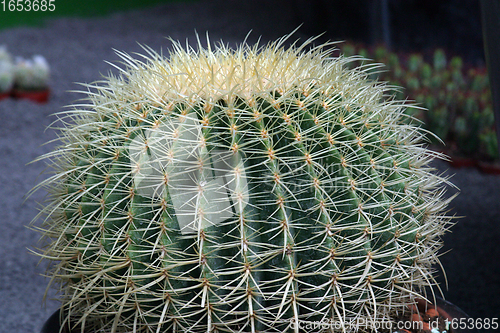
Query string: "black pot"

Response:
xmin=40 ymin=308 xmax=64 ymax=333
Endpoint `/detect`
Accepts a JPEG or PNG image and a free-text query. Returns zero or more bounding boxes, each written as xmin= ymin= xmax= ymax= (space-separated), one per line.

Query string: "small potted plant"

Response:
xmin=0 ymin=46 xmax=14 ymax=100
xmin=32 ymin=34 xmax=466 ymax=333
xmin=13 ymin=54 xmax=50 ymax=103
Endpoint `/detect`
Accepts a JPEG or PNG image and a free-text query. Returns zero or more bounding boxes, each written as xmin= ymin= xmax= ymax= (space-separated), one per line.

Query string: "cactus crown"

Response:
xmin=32 ymin=35 xmax=454 ymax=333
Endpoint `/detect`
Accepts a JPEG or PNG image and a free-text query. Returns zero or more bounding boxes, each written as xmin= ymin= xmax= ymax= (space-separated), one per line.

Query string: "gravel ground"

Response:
xmin=0 ymin=1 xmax=498 ymax=332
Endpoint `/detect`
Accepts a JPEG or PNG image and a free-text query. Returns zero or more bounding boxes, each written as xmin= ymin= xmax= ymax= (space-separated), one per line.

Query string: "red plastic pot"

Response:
xmin=448 ymin=156 xmax=477 ymax=169
xmin=447 ymin=155 xmax=500 ymax=175
xmin=0 ymin=91 xmax=10 ymax=101
xmin=477 ymin=161 xmax=500 ymax=175
xmin=11 ymin=88 xmax=50 ymax=103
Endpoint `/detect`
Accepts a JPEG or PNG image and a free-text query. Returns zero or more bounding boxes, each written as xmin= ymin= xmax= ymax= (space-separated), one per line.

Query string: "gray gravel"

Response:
xmin=0 ymin=1 xmax=498 ymax=332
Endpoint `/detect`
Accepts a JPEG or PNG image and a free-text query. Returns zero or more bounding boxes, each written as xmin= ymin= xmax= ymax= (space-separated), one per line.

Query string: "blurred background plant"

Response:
xmin=13 ymin=55 xmax=50 ymax=92
xmin=341 ymin=42 xmax=498 ymax=162
xmin=0 ymin=46 xmax=14 ymax=95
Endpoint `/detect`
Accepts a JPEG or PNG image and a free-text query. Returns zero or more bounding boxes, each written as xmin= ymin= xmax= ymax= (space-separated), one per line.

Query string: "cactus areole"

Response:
xmin=33 ymin=35 xmax=454 ymax=333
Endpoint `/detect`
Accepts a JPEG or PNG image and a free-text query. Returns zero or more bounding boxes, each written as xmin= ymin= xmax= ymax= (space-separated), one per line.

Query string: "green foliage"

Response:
xmin=32 ymin=36 xmax=454 ymax=333
xmin=341 ymin=43 xmax=498 ymax=161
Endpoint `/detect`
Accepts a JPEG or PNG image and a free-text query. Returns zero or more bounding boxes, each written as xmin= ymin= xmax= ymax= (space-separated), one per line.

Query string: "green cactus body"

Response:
xmin=433 ymin=49 xmax=447 ymax=72
xmin=34 ymin=37 xmax=453 ymax=333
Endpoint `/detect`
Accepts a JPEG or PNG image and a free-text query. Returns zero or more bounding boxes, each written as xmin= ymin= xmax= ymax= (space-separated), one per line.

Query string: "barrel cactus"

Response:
xmin=33 ymin=35 xmax=454 ymax=333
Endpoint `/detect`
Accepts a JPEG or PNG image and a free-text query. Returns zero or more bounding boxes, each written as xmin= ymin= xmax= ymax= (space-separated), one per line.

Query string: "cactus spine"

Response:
xmin=33 ymin=35 xmax=453 ymax=333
